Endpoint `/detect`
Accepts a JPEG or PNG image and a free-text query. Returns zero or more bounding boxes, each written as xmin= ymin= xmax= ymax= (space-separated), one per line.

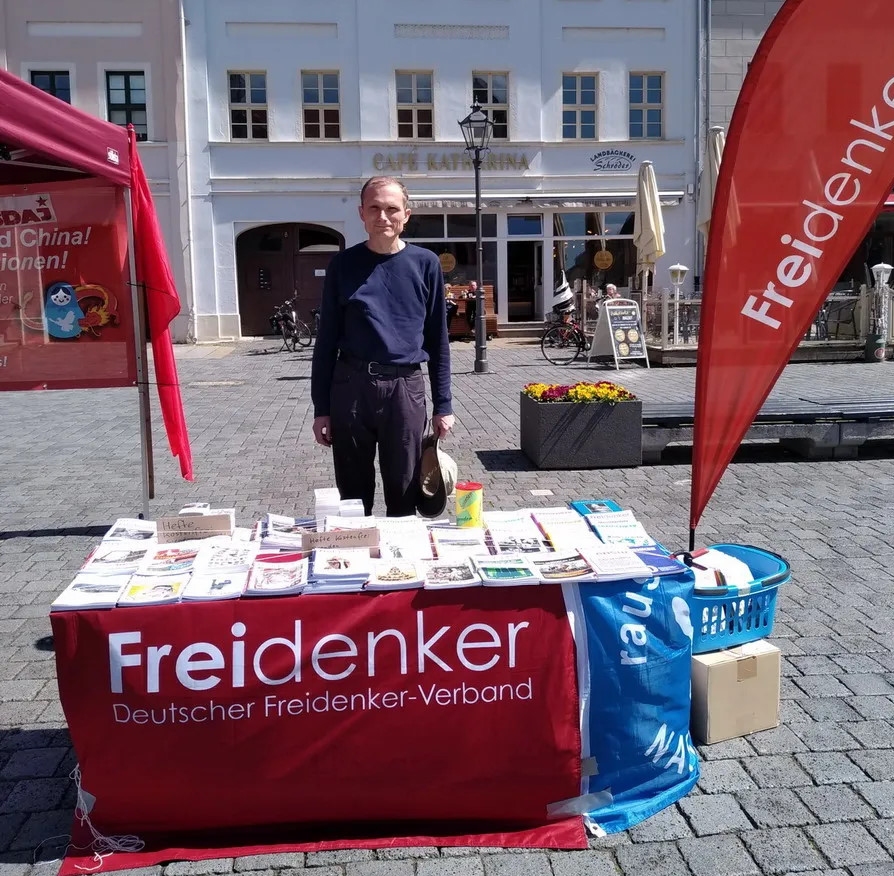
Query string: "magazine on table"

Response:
xmin=81 ymin=541 xmax=151 ymax=576
xmin=245 ymin=554 xmax=309 ymax=596
xmin=529 ymin=550 xmax=600 ymax=583
xmin=103 ymin=518 xmax=157 ymax=542
xmin=377 ymin=517 xmax=434 ymax=561
xmin=192 ymin=538 xmax=259 ymax=574
xmin=581 ymin=543 xmax=654 ymax=581
xmin=310 ymin=548 xmax=373 ymax=583
xmin=423 ymin=558 xmax=482 ymax=590
xmin=569 ymin=499 xmax=622 ymax=517
xmin=367 ymin=560 xmax=426 ymax=590
xmin=530 ymin=507 xmax=596 ymax=550
xmin=430 ymin=526 xmax=490 ymax=559
xmin=483 ymin=510 xmax=550 ymax=554
xmin=473 ymin=554 xmax=540 ymax=586
xmin=51 ymin=573 xmax=131 ymax=611
xmin=182 ymin=570 xmax=249 ymax=601
xmin=631 ymin=545 xmax=690 ymax=578
xmin=137 ymin=541 xmax=204 ymax=576
xmin=117 ymin=574 xmax=190 ymax=606
xmin=260 ymin=513 xmax=317 ymax=549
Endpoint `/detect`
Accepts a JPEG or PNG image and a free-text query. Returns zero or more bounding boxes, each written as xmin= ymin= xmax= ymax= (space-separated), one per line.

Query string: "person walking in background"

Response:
xmin=311 ymin=176 xmax=455 ymax=516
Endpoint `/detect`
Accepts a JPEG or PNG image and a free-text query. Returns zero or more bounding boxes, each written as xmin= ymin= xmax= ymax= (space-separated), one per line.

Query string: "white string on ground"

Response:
xmin=40 ymin=765 xmax=147 ymax=872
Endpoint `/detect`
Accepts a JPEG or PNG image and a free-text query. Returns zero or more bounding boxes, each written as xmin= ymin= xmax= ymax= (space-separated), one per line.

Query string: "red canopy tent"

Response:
xmin=0 ymin=68 xmax=193 ymax=488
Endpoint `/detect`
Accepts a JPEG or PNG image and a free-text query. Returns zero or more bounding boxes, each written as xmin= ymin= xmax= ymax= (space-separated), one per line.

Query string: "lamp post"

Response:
xmin=669 ymin=262 xmax=689 ymax=347
xmin=459 ymin=102 xmax=494 ymax=374
xmin=868 ymin=262 xmax=893 ymax=362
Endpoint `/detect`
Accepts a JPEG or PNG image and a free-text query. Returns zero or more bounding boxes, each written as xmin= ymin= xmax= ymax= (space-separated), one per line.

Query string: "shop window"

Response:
xmin=418 ymin=241 xmax=498 ymax=294
xmin=229 ymin=71 xmax=268 ymax=140
xmin=30 ymin=70 xmax=71 ymax=104
xmin=446 ymin=214 xmax=497 ymax=238
xmin=403 ymin=214 xmax=445 ymax=238
xmin=508 ymin=215 xmax=543 ymax=236
xmin=553 ymin=213 xmax=603 ymax=238
xmin=555 ymin=238 xmax=636 ymax=292
xmin=396 ymin=71 xmax=433 ymax=139
xmin=302 ymin=71 xmax=340 ymax=140
xmin=106 ymin=71 xmax=147 ymax=140
xmin=603 ymin=211 xmax=635 ymax=236
xmin=629 ymin=72 xmax=664 ymax=139
xmin=562 ymin=74 xmax=597 ymax=140
xmin=472 ymin=72 xmax=509 ymax=140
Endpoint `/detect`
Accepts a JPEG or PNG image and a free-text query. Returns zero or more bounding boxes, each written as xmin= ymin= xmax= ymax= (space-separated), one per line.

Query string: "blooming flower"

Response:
xmin=522 ymin=381 xmax=637 ymax=404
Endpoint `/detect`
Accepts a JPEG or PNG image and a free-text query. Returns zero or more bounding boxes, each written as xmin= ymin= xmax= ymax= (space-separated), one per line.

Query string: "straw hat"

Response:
xmin=416 ymin=434 xmax=458 ymax=518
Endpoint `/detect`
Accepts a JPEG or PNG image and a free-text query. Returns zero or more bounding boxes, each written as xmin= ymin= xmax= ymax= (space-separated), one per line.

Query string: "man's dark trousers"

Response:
xmin=329 ymin=358 xmax=427 ymax=516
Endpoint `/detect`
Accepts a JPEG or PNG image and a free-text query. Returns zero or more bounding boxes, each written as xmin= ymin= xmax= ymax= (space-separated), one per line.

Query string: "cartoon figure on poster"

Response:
xmin=43 ymin=282 xmax=84 ymax=339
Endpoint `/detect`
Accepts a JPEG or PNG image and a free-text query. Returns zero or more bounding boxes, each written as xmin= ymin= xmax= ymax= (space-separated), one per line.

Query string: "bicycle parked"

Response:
xmin=539 ymin=275 xmax=591 ymax=365
xmin=269 ymin=296 xmax=313 ymax=351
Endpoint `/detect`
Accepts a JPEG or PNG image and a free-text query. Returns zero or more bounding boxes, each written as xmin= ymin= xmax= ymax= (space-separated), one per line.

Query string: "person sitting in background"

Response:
xmin=445 ymin=284 xmax=458 ymax=324
xmin=605 ymin=283 xmax=621 ymax=299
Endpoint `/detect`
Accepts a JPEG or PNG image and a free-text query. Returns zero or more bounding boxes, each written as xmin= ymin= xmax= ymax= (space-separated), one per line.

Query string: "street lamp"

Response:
xmin=868 ymin=262 xmax=893 ymax=362
xmin=669 ymin=263 xmax=689 ymax=346
xmin=458 ymin=102 xmax=494 ymax=374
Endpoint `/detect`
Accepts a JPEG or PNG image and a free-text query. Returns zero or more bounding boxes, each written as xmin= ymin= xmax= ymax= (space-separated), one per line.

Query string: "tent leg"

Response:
xmin=124 ymin=188 xmax=154 ymax=517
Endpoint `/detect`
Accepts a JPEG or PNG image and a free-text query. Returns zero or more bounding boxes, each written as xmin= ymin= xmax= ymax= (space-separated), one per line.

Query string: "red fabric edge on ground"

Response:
xmin=57 ymin=817 xmax=587 ymax=874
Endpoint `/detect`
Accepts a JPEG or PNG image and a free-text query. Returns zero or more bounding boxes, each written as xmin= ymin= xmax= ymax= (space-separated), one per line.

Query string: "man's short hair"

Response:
xmin=360 ymin=176 xmax=409 ymax=208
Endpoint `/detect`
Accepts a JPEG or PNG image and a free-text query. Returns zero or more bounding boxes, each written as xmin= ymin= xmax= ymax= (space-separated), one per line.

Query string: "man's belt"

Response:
xmin=338 ymin=351 xmax=421 ymax=378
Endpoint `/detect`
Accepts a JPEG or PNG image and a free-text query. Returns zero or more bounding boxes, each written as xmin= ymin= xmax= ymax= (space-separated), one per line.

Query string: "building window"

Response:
xmin=106 ymin=71 xmax=147 ymax=140
xmin=30 ymin=70 xmax=71 ymax=104
xmin=629 ymin=73 xmax=664 ymax=139
xmin=229 ymin=72 xmax=268 ymax=140
xmin=395 ymin=71 xmax=433 ymax=139
xmin=562 ymin=74 xmax=597 ymax=140
xmin=302 ymin=71 xmax=340 ymax=140
xmin=472 ymin=72 xmax=508 ymax=140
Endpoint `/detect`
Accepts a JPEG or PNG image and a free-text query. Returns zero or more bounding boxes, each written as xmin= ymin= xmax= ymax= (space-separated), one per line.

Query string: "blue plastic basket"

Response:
xmin=687 ymin=543 xmax=790 ymax=654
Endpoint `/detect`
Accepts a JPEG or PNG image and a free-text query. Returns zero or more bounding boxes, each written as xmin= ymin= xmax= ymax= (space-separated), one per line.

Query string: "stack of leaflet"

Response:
xmin=431 ymin=526 xmax=490 ymax=559
xmin=259 ymin=513 xmax=316 ymax=550
xmin=585 ymin=510 xmax=655 ymax=547
xmin=473 ymin=555 xmax=540 ymax=586
xmin=367 ymin=559 xmax=425 ymax=590
xmin=118 ymin=540 xmax=204 ymax=606
xmin=377 ymin=516 xmax=434 ymax=561
xmin=323 ymin=515 xmax=377 ymax=532
xmin=103 ymin=517 xmax=157 ymax=542
xmin=244 ymin=551 xmax=309 ymax=597
xmin=530 ymin=507 xmax=601 ymax=551
xmin=52 ymin=571 xmax=130 ymax=611
xmin=483 ymin=510 xmax=550 ymax=554
xmin=182 ymin=537 xmax=259 ymax=601
xmin=423 ymin=557 xmax=481 ymax=590
xmin=314 ymin=488 xmax=342 ymax=528
xmin=308 ymin=548 xmax=373 ymax=593
xmin=339 ymin=498 xmax=366 ymax=517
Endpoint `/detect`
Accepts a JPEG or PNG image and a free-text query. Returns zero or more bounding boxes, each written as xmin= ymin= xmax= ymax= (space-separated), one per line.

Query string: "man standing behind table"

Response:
xmin=311 ymin=176 xmax=455 ymax=516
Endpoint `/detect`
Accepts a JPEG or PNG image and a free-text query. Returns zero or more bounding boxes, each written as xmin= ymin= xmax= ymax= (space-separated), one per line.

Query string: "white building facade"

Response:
xmin=183 ymin=0 xmax=704 ymax=341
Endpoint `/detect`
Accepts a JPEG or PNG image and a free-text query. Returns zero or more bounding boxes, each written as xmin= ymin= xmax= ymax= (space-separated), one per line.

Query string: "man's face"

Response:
xmin=469 ymin=281 xmax=478 ymax=292
xmin=359 ymin=183 xmax=410 ymax=243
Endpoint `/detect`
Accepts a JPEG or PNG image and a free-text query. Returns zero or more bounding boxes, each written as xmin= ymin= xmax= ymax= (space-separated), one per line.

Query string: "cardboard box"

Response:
xmin=691 ymin=640 xmax=781 ymax=744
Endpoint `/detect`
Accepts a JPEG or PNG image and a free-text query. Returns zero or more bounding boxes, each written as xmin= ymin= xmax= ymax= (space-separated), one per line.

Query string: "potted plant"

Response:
xmin=520 ymin=381 xmax=642 ymax=469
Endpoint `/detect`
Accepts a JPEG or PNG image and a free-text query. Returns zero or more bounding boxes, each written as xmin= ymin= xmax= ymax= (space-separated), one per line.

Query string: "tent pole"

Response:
xmin=124 ymin=187 xmax=154 ymax=517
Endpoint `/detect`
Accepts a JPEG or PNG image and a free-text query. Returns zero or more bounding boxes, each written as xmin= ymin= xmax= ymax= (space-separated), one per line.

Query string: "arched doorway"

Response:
xmin=236 ymin=223 xmax=344 ymax=337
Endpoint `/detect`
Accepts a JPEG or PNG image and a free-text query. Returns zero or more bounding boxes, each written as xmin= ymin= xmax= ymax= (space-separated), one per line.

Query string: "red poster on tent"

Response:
xmin=51 ymin=588 xmax=581 ymax=837
xmin=691 ymin=0 xmax=894 ymax=530
xmin=0 ymin=178 xmax=136 ymax=391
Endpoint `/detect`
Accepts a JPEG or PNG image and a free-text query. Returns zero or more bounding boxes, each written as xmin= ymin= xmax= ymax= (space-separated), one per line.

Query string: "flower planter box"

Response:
xmin=519 ymin=392 xmax=643 ymax=469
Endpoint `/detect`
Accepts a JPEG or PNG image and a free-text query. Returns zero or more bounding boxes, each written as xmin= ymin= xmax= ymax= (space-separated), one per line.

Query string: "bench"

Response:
xmin=447 ymin=285 xmax=498 ymax=340
xmin=642 ymin=396 xmax=894 ymax=463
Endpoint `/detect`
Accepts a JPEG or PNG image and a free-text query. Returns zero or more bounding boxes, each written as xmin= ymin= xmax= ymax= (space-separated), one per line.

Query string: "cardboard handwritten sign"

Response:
xmin=157 ymin=514 xmax=234 ymax=544
xmin=301 ymin=528 xmax=379 ymax=551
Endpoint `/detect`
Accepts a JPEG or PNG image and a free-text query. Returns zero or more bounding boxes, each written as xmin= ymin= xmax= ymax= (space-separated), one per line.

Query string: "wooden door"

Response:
xmin=292 ymin=252 xmax=336 ymax=323
xmin=236 ymin=226 xmax=296 ymax=337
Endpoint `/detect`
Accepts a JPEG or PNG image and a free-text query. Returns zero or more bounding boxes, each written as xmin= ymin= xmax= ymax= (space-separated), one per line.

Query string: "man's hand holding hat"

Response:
xmin=432 ymin=413 xmax=455 ymax=439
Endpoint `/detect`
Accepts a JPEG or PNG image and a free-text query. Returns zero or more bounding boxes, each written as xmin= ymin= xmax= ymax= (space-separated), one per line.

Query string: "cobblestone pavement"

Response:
xmin=3 ymin=338 xmax=894 ymax=876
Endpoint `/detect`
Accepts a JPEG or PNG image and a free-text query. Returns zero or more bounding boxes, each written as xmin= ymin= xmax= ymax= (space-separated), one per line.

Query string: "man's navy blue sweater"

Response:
xmin=311 ymin=242 xmax=453 ymax=417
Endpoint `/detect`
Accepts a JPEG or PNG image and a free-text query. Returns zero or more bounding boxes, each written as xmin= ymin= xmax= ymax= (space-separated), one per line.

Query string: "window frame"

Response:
xmin=472 ymin=71 xmax=509 ymax=141
xmin=104 ymin=69 xmax=148 ymax=141
xmin=561 ymin=73 xmax=598 ymax=141
xmin=228 ymin=70 xmax=269 ymax=142
xmin=629 ymin=71 xmax=664 ymax=140
xmin=29 ymin=69 xmax=72 ymax=104
xmin=301 ymin=70 xmax=341 ymax=141
xmin=395 ymin=70 xmax=434 ymax=140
